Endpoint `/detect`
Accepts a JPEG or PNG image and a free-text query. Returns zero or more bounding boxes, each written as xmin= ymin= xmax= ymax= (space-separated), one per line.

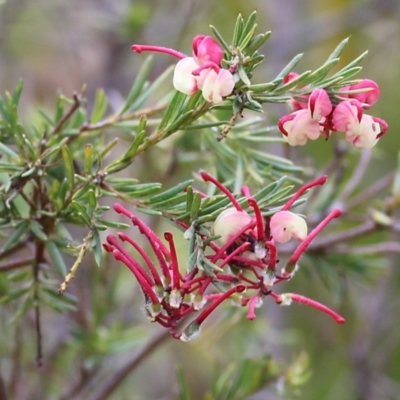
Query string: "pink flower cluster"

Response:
xmin=132 ymin=36 xmax=235 ymax=104
xmin=104 ymin=172 xmax=344 ymax=341
xmin=278 ymin=74 xmax=388 ymax=149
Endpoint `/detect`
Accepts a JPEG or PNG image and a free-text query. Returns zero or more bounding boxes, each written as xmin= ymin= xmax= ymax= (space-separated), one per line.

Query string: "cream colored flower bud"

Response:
xmin=270 ymin=211 xmax=307 ymax=243
xmin=214 ymin=208 xmax=252 ymax=244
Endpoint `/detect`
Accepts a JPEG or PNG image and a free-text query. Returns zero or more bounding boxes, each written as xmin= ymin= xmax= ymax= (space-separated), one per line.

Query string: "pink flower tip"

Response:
xmin=347 ymin=79 xmax=380 ymax=109
xmin=308 ymin=88 xmax=332 ymax=121
xmin=192 ymin=35 xmax=223 ymax=66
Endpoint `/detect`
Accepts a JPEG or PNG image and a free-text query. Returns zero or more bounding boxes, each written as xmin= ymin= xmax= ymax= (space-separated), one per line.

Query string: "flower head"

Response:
xmin=132 ymin=35 xmax=234 ymax=104
xmin=104 ymin=172 xmax=345 ymax=342
xmin=278 ymin=109 xmax=321 ymax=146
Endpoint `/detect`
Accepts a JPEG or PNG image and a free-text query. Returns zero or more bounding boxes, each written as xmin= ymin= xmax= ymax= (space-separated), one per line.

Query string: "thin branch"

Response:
xmin=87 ymin=329 xmax=171 ymax=400
xmin=0 ymin=240 xmax=29 ymax=261
xmin=310 ymin=220 xmax=376 ymax=250
xmin=337 ymin=149 xmax=371 ymax=204
xmin=346 ymin=171 xmax=395 ymax=211
xmin=33 ymin=242 xmax=44 ymax=368
xmin=50 ymin=92 xmax=82 ymax=137
xmin=79 ymin=105 xmax=166 ymax=133
xmin=0 ymin=256 xmax=33 ymax=272
xmin=334 ymin=242 xmax=400 ymax=254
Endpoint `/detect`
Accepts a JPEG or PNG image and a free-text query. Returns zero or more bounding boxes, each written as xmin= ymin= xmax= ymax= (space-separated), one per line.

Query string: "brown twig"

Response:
xmin=346 ymin=171 xmax=395 ymax=211
xmin=334 ymin=242 xmax=400 ymax=254
xmin=50 ymin=92 xmax=82 ymax=137
xmin=310 ymin=220 xmax=376 ymax=250
xmin=79 ymin=105 xmax=166 ymax=133
xmin=0 ymin=256 xmax=33 ymax=272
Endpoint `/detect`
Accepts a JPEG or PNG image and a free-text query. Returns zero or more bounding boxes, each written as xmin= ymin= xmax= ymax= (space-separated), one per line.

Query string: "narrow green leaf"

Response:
xmin=0 ymin=142 xmax=18 ymax=159
xmin=241 ymin=11 xmax=258 ymax=42
xmin=176 ymin=366 xmax=191 ymax=400
xmin=87 ymin=190 xmax=97 ymax=215
xmin=120 ymin=55 xmax=154 ymax=114
xmin=271 ymin=53 xmax=304 ymax=86
xmin=309 ymin=58 xmax=340 ymax=82
xmin=232 ymin=14 xmax=244 ymax=47
xmin=98 ymin=220 xmax=130 ymax=229
xmin=151 ymin=193 xmax=187 ymax=210
xmin=209 ymin=25 xmax=231 ymax=54
xmin=30 ymin=220 xmax=48 ymax=241
xmin=145 ymin=180 xmax=193 ymax=204
xmin=185 ymin=186 xmax=193 ymax=213
xmin=0 ymin=163 xmax=24 ymax=173
xmin=3 ymin=221 xmax=29 ymax=251
xmin=71 ymin=201 xmax=92 ymax=226
xmin=130 ymin=65 xmax=174 ymax=111
xmin=190 ymin=192 xmax=202 ymax=221
xmin=84 ymin=144 xmax=94 ymax=174
xmin=11 ymin=80 xmax=24 ymax=106
xmin=238 ymin=66 xmax=251 ymax=86
xmin=244 ymin=31 xmax=271 ymax=55
xmin=93 ymin=229 xmax=103 ymax=266
xmin=0 ymin=288 xmax=30 ymax=305
xmin=239 ymin=23 xmax=257 ymax=51
xmin=326 ymin=37 xmax=350 ymax=63
xmin=158 ymin=91 xmax=187 ymax=131
xmin=134 ymin=207 xmax=162 ymax=216
xmin=99 ymin=138 xmax=119 ymax=158
xmin=45 ymin=240 xmax=68 ymax=276
xmin=91 ymin=88 xmax=108 ymax=123
xmin=61 ymin=145 xmax=75 ymax=188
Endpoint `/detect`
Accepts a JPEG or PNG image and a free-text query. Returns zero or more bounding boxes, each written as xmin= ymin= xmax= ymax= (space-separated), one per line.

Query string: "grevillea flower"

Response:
xmin=332 ymin=100 xmax=388 ymax=149
xmin=279 ymin=73 xmax=388 ymax=148
xmin=340 ymin=79 xmax=380 ymax=109
xmin=270 ymin=211 xmax=308 ymax=243
xmin=278 ymin=109 xmax=322 ymax=146
xmin=278 ymin=88 xmax=333 ymax=146
xmin=104 ymin=172 xmax=345 ymax=341
xmin=132 ymin=35 xmax=234 ymax=104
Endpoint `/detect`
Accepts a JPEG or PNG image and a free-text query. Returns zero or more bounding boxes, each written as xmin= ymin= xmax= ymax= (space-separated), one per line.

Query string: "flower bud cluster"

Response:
xmin=278 ymin=74 xmax=388 ymax=149
xmin=105 ymin=172 xmax=345 ymax=342
xmin=132 ymin=35 xmax=235 ymax=105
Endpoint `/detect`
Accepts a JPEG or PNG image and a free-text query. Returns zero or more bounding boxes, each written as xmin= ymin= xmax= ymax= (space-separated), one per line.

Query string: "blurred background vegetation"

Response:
xmin=1 ymin=0 xmax=400 ymax=399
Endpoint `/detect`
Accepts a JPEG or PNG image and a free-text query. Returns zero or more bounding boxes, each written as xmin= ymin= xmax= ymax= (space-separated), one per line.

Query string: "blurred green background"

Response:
xmin=1 ymin=0 xmax=400 ymax=399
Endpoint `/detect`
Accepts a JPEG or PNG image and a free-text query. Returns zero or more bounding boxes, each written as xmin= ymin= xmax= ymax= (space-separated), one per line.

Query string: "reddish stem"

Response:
xmin=248 ymin=198 xmax=265 ymax=242
xmin=286 ymin=208 xmax=342 ymax=271
xmin=112 ymin=250 xmax=160 ymax=306
xmin=211 ymin=219 xmax=256 ymax=263
xmin=106 ymin=235 xmax=154 ymax=287
xmin=164 ymin=232 xmax=181 ymax=290
xmin=200 ymin=171 xmax=242 ymax=211
xmin=131 ymin=44 xmax=187 ymax=60
xmin=192 ymin=61 xmax=220 ymax=76
xmin=194 ymin=285 xmax=246 ymax=325
xmin=218 ymin=242 xmax=251 ymax=269
xmin=288 ymin=293 xmax=345 ymax=323
xmin=118 ymin=232 xmax=163 ymax=287
xmin=246 ymin=295 xmax=260 ymax=320
xmin=281 ymin=176 xmax=328 ymax=211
